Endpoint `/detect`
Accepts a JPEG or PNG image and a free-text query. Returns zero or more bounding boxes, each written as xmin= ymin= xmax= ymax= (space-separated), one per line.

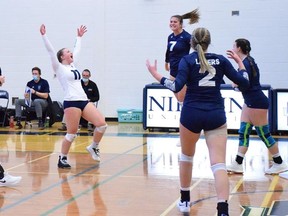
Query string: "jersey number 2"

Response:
xmin=199 ymin=72 xmax=215 ymax=86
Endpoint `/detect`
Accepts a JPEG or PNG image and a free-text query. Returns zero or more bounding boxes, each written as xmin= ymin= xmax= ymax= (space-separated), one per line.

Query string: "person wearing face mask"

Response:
xmin=80 ymin=69 xmax=100 ymax=130
xmin=15 ymin=67 xmax=50 ymax=130
xmin=58 ymin=69 xmax=100 ymax=131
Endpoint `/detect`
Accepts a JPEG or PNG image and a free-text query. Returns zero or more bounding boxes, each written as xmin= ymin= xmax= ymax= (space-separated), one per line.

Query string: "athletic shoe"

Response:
xmin=16 ymin=122 xmax=23 ymax=129
xmin=265 ymin=162 xmax=288 ymax=175
xmin=58 ymin=124 xmax=67 ymax=131
xmin=177 ymin=200 xmax=190 ymax=213
xmin=86 ymin=145 xmax=100 ymax=161
xmin=227 ymin=161 xmax=243 ymax=174
xmin=58 ymin=156 xmax=71 ymax=169
xmin=0 ymin=173 xmax=22 ymax=187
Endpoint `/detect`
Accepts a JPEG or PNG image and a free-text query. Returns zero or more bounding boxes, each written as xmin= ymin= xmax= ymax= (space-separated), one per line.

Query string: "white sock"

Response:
xmin=237 ymin=152 xmax=245 ymax=158
xmin=272 ymin=153 xmax=280 ymax=158
xmin=91 ymin=141 xmax=99 ymax=149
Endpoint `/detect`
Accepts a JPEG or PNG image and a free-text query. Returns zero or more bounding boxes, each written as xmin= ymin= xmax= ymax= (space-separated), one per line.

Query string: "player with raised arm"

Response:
xmin=40 ymin=24 xmax=107 ymax=169
xmin=147 ymin=28 xmax=249 ymax=216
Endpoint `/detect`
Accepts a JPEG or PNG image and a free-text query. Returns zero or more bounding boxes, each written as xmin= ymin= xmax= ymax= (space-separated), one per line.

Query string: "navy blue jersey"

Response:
xmin=27 ymin=78 xmax=50 ymax=101
xmin=165 ymin=30 xmax=191 ymax=77
xmin=241 ymin=57 xmax=269 ymax=109
xmin=161 ymin=51 xmax=249 ymax=111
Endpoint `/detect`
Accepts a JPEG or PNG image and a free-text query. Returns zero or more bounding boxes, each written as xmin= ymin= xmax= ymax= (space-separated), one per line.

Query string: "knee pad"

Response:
xmin=255 ymin=125 xmax=276 ymax=148
xmin=95 ymin=124 xmax=107 ymax=133
xmin=65 ymin=133 xmax=77 ymax=142
xmin=238 ymin=122 xmax=253 ymax=147
xmin=179 ymin=153 xmax=193 ymax=163
xmin=211 ymin=163 xmax=226 ymax=174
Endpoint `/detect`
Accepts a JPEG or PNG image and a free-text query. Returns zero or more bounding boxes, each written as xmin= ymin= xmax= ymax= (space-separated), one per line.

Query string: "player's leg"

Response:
xmin=82 ymin=103 xmax=107 ymax=161
xmin=58 ymin=107 xmax=81 ymax=168
xmin=177 ymin=123 xmax=200 ymax=213
xmin=205 ymin=124 xmax=229 ymax=216
xmin=227 ymin=104 xmax=253 ymax=173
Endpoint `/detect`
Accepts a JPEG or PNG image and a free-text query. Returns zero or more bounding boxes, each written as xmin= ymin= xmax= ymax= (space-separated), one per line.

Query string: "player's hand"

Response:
xmin=40 ymin=24 xmax=46 ymax=35
xmin=77 ymin=25 xmax=87 ymax=37
xmin=226 ymin=50 xmax=241 ymax=64
xmin=146 ymin=59 xmax=158 ymax=75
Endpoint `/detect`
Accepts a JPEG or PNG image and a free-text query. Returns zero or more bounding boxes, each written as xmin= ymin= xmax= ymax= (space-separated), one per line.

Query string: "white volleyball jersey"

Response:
xmin=42 ymin=35 xmax=88 ymax=101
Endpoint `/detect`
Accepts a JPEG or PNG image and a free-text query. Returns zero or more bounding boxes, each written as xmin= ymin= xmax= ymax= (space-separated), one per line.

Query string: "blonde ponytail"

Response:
xmin=192 ymin=28 xmax=215 ymax=75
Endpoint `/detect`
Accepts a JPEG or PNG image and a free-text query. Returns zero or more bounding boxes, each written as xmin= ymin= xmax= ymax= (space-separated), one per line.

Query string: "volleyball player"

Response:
xmin=227 ymin=38 xmax=288 ymax=175
xmin=40 ymin=24 xmax=107 ymax=169
xmin=165 ymin=9 xmax=199 ymax=104
xmin=0 ymin=75 xmax=22 ymax=186
xmin=146 ymin=27 xmax=249 ymax=216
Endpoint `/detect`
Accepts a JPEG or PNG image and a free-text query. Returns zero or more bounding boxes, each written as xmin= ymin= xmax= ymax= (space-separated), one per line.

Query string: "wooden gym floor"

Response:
xmin=0 ymin=121 xmax=288 ymax=216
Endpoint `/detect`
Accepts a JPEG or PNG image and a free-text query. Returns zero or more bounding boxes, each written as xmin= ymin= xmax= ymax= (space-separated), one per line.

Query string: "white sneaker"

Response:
xmin=227 ymin=161 xmax=243 ymax=174
xmin=86 ymin=145 xmax=100 ymax=161
xmin=0 ymin=173 xmax=22 ymax=187
xmin=177 ymin=200 xmax=190 ymax=213
xmin=265 ymin=162 xmax=288 ymax=175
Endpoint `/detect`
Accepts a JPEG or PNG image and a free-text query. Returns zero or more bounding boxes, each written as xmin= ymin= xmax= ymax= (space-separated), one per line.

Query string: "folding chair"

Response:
xmin=23 ymin=95 xmax=55 ymax=128
xmin=0 ymin=90 xmax=9 ymax=127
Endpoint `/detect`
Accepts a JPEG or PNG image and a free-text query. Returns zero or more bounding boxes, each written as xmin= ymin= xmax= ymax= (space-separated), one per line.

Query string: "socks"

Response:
xmin=0 ymin=165 xmax=4 ymax=179
xmin=272 ymin=153 xmax=283 ymax=164
xmin=180 ymin=189 xmax=190 ymax=202
xmin=91 ymin=141 xmax=99 ymax=149
xmin=235 ymin=155 xmax=244 ymax=165
xmin=60 ymin=153 xmax=67 ymax=159
xmin=217 ymin=201 xmax=229 ymax=216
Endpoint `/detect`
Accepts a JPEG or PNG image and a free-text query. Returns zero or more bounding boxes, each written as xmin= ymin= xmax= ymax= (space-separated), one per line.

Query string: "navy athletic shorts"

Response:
xmin=63 ymin=100 xmax=89 ymax=111
xmin=180 ymin=106 xmax=226 ymax=133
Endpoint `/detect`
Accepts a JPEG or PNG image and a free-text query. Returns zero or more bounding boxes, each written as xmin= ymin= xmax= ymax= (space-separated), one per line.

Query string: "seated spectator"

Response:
xmin=58 ymin=69 xmax=100 ymax=131
xmin=15 ymin=67 xmax=50 ymax=130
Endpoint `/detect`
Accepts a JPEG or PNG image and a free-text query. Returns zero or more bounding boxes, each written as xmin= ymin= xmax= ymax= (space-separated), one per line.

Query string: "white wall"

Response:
xmin=1 ymin=0 xmax=287 ymax=117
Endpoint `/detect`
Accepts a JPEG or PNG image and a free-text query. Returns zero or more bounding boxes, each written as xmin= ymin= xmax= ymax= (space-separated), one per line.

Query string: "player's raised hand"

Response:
xmin=146 ymin=59 xmax=163 ymax=82
xmin=77 ymin=25 xmax=87 ymax=37
xmin=146 ymin=59 xmax=158 ymax=75
xmin=226 ymin=50 xmax=241 ymax=64
xmin=40 ymin=24 xmax=46 ymax=35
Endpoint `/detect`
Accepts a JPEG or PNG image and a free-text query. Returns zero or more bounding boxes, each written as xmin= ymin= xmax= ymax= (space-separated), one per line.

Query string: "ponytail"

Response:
xmin=182 ymin=8 xmax=200 ymax=25
xmin=192 ymin=28 xmax=215 ymax=75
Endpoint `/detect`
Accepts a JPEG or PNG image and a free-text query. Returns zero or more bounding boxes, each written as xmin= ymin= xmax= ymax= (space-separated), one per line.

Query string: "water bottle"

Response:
xmin=9 ymin=116 xmax=14 ymax=128
xmin=45 ymin=116 xmax=50 ymax=128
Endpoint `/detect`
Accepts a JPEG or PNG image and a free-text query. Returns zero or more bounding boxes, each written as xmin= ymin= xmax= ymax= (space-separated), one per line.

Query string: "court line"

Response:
xmin=41 ymin=155 xmax=148 ymax=215
xmin=229 ymin=175 xmax=244 ymax=205
xmin=261 ymin=175 xmax=280 ymax=208
xmin=5 ymin=153 xmax=57 ymax=171
xmin=0 ymin=141 xmax=148 ymax=213
xmin=160 ymin=178 xmax=203 ymax=216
